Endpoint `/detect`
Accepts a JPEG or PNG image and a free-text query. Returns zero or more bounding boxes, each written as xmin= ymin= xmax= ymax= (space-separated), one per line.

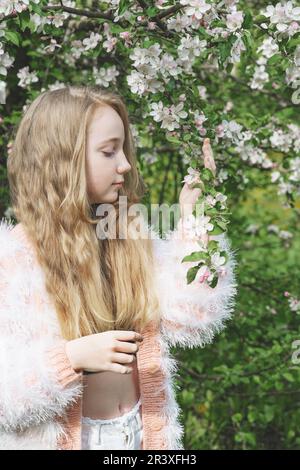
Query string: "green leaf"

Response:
xmin=18 ymin=9 xmax=33 ymax=33
xmin=208 ymin=240 xmax=219 ymax=251
xmin=118 ymin=0 xmax=130 ymax=16
xmin=217 ymin=35 xmax=236 ymax=68
xmin=183 ymin=133 xmax=192 ymax=142
xmin=182 ymin=251 xmax=208 ymax=263
xmin=268 ymin=54 xmax=283 ymax=65
xmin=287 ymin=36 xmax=300 ymax=50
xmin=201 ymin=168 xmax=214 ymax=182
xmin=166 ymin=135 xmax=181 ymax=145
xmin=283 ymin=372 xmax=294 ymax=382
xmin=210 ymin=225 xmax=224 ymax=235
xmin=210 ymin=275 xmax=218 ymax=288
xmin=5 ymin=31 xmax=21 ymax=47
xmin=216 ymin=220 xmax=227 ymax=230
xmin=186 ymin=266 xmax=199 ymax=284
xmin=29 ymin=2 xmax=44 ymax=15
xmin=232 ymin=413 xmax=243 ymax=424
xmin=146 ymin=7 xmax=159 ymax=18
xmin=108 ymin=24 xmax=125 ymax=34
xmin=242 ymin=11 xmax=253 ymax=29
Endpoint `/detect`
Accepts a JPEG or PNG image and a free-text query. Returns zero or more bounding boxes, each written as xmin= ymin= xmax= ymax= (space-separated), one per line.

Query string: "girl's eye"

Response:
xmin=103 ymin=151 xmax=115 ymax=158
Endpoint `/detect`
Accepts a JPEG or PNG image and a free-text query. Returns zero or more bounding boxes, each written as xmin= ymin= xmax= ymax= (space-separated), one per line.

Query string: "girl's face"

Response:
xmin=86 ymin=105 xmax=132 ymax=204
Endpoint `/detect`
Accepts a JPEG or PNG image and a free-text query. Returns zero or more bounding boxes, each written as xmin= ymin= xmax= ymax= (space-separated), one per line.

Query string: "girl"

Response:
xmin=0 ymin=85 xmax=237 ymax=450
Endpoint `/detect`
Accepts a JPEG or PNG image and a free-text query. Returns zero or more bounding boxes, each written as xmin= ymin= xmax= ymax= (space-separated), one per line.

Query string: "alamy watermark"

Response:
xmin=94 ymin=196 xmax=205 ymax=240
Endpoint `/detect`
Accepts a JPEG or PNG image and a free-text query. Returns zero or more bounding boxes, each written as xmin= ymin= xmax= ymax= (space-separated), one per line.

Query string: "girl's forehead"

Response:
xmin=88 ymin=107 xmax=125 ymax=138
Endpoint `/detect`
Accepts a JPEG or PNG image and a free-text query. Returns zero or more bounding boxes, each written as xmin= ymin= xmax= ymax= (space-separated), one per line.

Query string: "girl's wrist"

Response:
xmin=65 ymin=339 xmax=83 ymax=373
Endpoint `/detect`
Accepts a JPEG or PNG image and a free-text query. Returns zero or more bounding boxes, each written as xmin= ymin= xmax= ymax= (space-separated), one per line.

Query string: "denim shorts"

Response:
xmin=81 ymin=397 xmax=143 ymax=450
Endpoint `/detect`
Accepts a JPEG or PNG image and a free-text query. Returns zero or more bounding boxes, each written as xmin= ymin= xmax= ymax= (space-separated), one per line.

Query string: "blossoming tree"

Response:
xmin=0 ymin=0 xmax=300 ymax=449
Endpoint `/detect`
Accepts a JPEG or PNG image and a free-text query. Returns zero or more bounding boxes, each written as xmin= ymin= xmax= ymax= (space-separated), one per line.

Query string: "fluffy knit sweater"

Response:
xmin=0 ymin=217 xmax=237 ymax=450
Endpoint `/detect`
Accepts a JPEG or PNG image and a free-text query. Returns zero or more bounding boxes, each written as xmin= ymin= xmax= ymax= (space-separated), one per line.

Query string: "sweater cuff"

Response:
xmin=47 ymin=341 xmax=82 ymax=388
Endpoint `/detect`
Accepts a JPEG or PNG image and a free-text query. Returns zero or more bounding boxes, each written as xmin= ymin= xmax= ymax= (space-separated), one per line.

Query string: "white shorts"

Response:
xmin=81 ymin=397 xmax=143 ymax=450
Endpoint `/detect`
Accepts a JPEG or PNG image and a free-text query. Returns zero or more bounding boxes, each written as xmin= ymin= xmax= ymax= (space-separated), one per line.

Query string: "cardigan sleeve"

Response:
xmin=151 ymin=219 xmax=238 ymax=349
xmin=0 ymin=254 xmax=84 ymax=433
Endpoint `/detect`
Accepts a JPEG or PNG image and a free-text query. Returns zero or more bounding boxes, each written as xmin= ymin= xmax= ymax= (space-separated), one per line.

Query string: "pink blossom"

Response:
xmin=120 ymin=31 xmax=130 ymax=40
xmin=284 ymin=291 xmax=290 ymax=297
xmin=148 ymin=22 xmax=156 ymax=30
xmin=216 ymin=124 xmax=225 ymax=137
xmin=198 ymin=272 xmax=210 ymax=283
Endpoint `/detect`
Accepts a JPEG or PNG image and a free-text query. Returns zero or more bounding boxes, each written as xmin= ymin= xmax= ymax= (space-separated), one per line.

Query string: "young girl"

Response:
xmin=0 ymin=85 xmax=237 ymax=450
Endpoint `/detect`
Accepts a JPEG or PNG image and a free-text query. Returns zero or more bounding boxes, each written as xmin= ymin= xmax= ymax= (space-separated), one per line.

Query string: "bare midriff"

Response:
xmin=82 ymin=360 xmax=141 ymax=420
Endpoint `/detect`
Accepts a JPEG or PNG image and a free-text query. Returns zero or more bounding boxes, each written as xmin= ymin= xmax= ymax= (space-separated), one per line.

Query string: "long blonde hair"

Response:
xmin=7 ymin=85 xmax=161 ymax=340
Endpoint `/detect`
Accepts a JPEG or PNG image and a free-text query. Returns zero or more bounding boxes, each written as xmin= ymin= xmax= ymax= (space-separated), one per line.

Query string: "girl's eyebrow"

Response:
xmin=99 ymin=137 xmax=123 ymax=145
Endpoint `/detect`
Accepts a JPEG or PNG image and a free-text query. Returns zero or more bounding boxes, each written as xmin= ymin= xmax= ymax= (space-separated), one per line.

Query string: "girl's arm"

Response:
xmin=0 ymin=255 xmax=84 ymax=432
xmin=152 ymin=220 xmax=238 ymax=349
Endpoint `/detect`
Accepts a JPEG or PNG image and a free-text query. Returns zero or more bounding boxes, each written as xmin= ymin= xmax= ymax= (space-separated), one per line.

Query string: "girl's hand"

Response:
xmin=65 ymin=330 xmax=144 ymax=374
xmin=179 ymin=138 xmax=216 ymax=219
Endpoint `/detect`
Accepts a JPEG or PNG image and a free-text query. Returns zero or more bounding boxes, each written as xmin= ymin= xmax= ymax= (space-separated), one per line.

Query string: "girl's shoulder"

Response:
xmin=0 ymin=218 xmax=24 ymax=254
xmin=0 ymin=218 xmax=36 ymax=270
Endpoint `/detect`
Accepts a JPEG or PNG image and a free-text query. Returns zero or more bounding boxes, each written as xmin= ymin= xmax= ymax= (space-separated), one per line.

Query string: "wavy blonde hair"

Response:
xmin=7 ymin=85 xmax=161 ymax=340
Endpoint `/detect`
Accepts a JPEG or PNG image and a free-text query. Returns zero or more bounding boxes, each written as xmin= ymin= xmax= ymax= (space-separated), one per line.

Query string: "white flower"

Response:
xmin=194 ymin=110 xmax=207 ymax=129
xmin=257 ymin=37 xmax=279 ymax=58
xmin=103 ymin=36 xmax=118 ymax=53
xmin=229 ymin=35 xmax=246 ymax=63
xmin=211 ymin=252 xmax=226 ymax=268
xmin=250 ymin=65 xmax=269 ymax=90
xmin=44 ymin=38 xmax=62 ymax=54
xmin=288 ymin=296 xmax=300 ymax=313
xmin=226 ymin=10 xmax=244 ymax=31
xmin=127 ymin=70 xmax=148 ymax=96
xmin=289 ymin=157 xmax=300 ymax=182
xmin=278 ymin=181 xmax=293 ymax=195
xmin=160 ymin=53 xmax=181 ymax=78
xmin=205 ymin=195 xmax=216 ymax=206
xmin=221 ymin=119 xmax=243 ymax=142
xmin=267 ymin=224 xmax=280 ymax=234
xmin=17 ymin=66 xmax=38 ymax=88
xmin=93 ymin=65 xmax=119 ymax=88
xmin=142 ymin=152 xmax=158 ymax=164
xmin=181 ymin=213 xmax=214 ymax=238
xmin=179 ymin=0 xmax=211 ymax=20
xmin=245 ymin=224 xmax=260 ymax=234
xmin=83 ymin=32 xmax=102 ymax=51
xmin=218 ymin=169 xmax=229 ymax=183
xmin=0 ymin=0 xmax=39 ymax=16
xmin=177 ymin=34 xmax=207 ymax=73
xmin=294 ymin=45 xmax=300 ymax=66
xmin=0 ymin=79 xmax=6 ymax=104
xmin=0 ymin=50 xmax=14 ymax=76
xmin=271 ymin=171 xmax=281 ymax=182
xmin=182 ymin=166 xmax=201 ymax=185
xmin=130 ymin=43 xmax=162 ymax=68
xmin=167 ymin=12 xmax=192 ymax=33
xmin=198 ymin=85 xmax=207 ymax=99
xmin=261 ymin=1 xmax=300 ymax=34
xmin=278 ymin=230 xmax=293 ymax=240
xmin=215 ymin=192 xmax=227 ymax=209
xmin=149 ymin=100 xmax=187 ymax=131
xmin=30 ymin=13 xmax=52 ymax=33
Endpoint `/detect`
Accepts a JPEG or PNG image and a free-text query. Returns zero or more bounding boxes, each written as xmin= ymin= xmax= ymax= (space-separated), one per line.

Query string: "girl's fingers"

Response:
xmin=202 ymin=138 xmax=216 ymax=175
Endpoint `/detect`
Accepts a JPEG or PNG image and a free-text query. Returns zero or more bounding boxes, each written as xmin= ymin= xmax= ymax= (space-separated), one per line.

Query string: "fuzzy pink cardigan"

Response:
xmin=0 ymin=218 xmax=237 ymax=450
